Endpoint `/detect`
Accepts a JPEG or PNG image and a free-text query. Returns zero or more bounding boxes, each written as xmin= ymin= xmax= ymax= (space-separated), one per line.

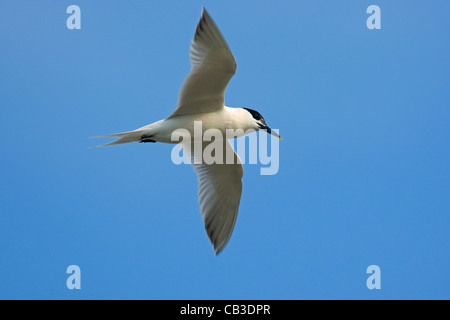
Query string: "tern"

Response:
xmin=92 ymin=8 xmax=281 ymax=254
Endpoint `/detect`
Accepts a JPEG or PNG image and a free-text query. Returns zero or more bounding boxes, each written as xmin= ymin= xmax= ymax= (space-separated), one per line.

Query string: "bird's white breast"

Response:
xmin=147 ymin=107 xmax=253 ymax=144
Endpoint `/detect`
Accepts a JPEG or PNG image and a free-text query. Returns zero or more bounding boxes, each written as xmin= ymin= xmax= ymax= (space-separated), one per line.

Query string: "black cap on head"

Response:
xmin=243 ymin=108 xmax=263 ymax=121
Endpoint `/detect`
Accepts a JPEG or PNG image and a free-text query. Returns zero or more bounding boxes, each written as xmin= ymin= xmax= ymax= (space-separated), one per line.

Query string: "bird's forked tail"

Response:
xmin=89 ymin=129 xmax=146 ymax=148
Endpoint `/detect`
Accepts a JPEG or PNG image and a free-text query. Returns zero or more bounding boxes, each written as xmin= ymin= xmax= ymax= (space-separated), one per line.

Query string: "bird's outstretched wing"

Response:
xmin=168 ymin=8 xmax=237 ymax=118
xmin=186 ymin=139 xmax=243 ymax=254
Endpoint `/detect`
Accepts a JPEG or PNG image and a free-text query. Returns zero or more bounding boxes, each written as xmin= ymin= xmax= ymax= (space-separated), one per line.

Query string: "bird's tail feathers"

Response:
xmin=89 ymin=129 xmax=145 ymax=148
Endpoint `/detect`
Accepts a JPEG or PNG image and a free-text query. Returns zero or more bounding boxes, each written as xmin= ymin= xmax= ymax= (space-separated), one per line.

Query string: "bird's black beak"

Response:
xmin=258 ymin=123 xmax=282 ymax=140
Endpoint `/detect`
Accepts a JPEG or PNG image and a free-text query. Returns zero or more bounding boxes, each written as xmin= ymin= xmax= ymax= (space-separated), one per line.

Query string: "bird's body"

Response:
xmin=129 ymin=107 xmax=256 ymax=144
xmin=93 ymin=8 xmax=281 ymax=254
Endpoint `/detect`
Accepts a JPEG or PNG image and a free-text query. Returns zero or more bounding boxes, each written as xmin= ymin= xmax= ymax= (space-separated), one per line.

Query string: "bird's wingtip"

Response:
xmin=213 ymin=242 xmax=227 ymax=256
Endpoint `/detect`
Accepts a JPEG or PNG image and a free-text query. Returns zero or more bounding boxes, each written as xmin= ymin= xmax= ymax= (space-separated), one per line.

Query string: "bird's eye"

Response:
xmin=243 ymin=108 xmax=262 ymax=121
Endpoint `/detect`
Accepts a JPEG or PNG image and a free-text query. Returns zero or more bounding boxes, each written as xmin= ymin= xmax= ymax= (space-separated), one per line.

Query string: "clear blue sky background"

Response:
xmin=0 ymin=0 xmax=449 ymax=299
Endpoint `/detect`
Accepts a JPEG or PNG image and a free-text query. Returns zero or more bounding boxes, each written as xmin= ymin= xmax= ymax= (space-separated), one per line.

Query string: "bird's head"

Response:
xmin=243 ymin=108 xmax=282 ymax=140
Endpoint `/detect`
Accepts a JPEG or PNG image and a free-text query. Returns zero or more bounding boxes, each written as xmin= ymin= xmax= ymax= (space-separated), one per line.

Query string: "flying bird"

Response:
xmin=92 ymin=8 xmax=281 ymax=254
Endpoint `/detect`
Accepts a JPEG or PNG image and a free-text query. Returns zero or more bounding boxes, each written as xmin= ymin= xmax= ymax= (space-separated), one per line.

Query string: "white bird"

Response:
xmin=92 ymin=8 xmax=282 ymax=254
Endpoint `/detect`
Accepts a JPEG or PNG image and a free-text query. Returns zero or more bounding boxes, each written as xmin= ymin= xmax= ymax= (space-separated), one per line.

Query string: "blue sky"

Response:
xmin=0 ymin=0 xmax=449 ymax=299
